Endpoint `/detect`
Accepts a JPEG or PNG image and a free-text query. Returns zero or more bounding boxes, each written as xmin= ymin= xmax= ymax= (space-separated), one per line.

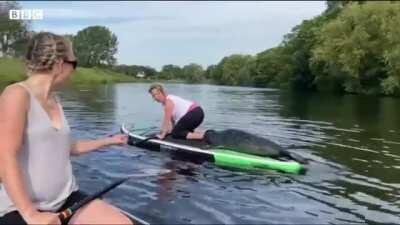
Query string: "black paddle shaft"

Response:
xmin=134 ymin=136 xmax=157 ymax=146
xmin=134 ymin=133 xmax=172 ymax=146
xmin=58 ymin=177 xmax=129 ymax=221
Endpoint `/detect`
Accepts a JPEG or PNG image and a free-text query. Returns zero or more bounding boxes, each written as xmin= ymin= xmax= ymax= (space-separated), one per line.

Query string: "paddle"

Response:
xmin=58 ymin=169 xmax=169 ymax=222
xmin=58 ymin=177 xmax=128 ymax=221
xmin=133 ymin=133 xmax=172 ymax=146
xmin=120 ymin=125 xmax=170 ymax=146
xmin=133 ymin=134 xmax=158 ymax=146
xmin=107 ymin=125 xmax=157 ymax=138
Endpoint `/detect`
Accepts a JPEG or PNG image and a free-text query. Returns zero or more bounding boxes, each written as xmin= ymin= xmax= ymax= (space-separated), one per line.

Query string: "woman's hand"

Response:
xmin=105 ymin=134 xmax=128 ymax=145
xmin=25 ymin=210 xmax=61 ymax=225
xmin=156 ymin=133 xmax=166 ymax=140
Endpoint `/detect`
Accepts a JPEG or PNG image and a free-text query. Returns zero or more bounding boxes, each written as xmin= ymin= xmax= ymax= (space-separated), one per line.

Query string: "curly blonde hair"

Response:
xmin=25 ymin=32 xmax=71 ymax=73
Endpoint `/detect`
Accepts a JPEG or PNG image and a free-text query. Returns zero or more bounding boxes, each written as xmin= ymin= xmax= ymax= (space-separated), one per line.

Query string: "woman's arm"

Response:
xmin=159 ymin=99 xmax=174 ymax=138
xmin=70 ymin=135 xmax=127 ymax=156
xmin=0 ymin=86 xmax=54 ymax=222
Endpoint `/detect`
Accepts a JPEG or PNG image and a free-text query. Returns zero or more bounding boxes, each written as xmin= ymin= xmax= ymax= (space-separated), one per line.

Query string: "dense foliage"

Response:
xmin=0 ymin=1 xmax=31 ymax=58
xmin=204 ymin=1 xmax=400 ymax=96
xmin=312 ymin=2 xmax=400 ymax=95
xmin=2 ymin=1 xmax=399 ymax=96
xmin=73 ymin=26 xmax=118 ymax=67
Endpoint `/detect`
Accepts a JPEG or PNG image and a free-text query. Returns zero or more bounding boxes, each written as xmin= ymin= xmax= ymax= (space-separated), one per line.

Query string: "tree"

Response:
xmin=0 ymin=1 xmax=31 ymax=58
xmin=313 ymin=2 xmax=400 ymax=95
xmin=212 ymin=54 xmax=254 ymax=86
xmin=73 ymin=26 xmax=118 ymax=67
xmin=325 ymin=0 xmax=365 ymax=14
xmin=254 ymin=47 xmax=293 ymax=87
xmin=182 ymin=63 xmax=204 ymax=82
xmin=142 ymin=66 xmax=158 ymax=78
xmin=159 ymin=64 xmax=182 ymax=80
xmin=113 ymin=64 xmax=158 ymax=78
xmin=280 ymin=12 xmax=338 ymax=90
xmin=204 ymin=65 xmax=216 ymax=80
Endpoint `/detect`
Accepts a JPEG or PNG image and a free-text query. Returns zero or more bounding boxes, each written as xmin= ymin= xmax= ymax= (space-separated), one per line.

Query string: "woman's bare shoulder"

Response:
xmin=0 ymin=83 xmax=30 ymax=112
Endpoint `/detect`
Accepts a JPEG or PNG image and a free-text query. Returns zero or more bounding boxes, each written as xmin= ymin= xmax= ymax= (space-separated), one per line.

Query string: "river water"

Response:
xmin=54 ymin=83 xmax=400 ymax=224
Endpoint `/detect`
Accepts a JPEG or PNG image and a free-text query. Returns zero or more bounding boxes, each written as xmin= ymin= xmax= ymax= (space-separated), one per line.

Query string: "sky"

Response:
xmin=19 ymin=1 xmax=327 ymax=70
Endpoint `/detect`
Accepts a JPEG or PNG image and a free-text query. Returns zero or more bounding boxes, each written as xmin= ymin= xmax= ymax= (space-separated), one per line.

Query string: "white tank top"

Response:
xmin=166 ymin=95 xmax=194 ymax=123
xmin=0 ymin=83 xmax=78 ymax=216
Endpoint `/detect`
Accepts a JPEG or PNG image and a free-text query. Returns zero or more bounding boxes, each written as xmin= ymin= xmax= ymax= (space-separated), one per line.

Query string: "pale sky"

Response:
xmin=20 ymin=1 xmax=327 ymax=70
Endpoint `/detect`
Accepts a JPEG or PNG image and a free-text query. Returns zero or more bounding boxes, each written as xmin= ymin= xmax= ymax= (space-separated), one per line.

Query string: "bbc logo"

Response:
xmin=9 ymin=9 xmax=43 ymax=20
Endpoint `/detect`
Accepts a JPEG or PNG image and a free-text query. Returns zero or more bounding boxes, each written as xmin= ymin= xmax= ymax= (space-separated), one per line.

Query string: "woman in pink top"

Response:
xmin=148 ymin=84 xmax=205 ymax=140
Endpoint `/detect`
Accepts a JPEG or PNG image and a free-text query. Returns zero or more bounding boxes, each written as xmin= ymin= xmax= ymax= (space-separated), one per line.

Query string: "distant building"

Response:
xmin=136 ymin=71 xmax=146 ymax=78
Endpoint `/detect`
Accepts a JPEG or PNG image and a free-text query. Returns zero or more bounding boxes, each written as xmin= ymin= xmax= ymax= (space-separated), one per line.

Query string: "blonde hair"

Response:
xmin=25 ymin=32 xmax=71 ymax=73
xmin=148 ymin=83 xmax=166 ymax=95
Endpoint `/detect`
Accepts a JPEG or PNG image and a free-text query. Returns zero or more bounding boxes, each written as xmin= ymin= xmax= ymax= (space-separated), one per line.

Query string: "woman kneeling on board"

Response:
xmin=149 ymin=83 xmax=205 ymax=140
xmin=0 ymin=32 xmax=132 ymax=225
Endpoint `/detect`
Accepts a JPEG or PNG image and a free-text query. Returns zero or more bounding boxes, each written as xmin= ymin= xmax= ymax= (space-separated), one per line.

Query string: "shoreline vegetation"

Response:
xmin=0 ymin=58 xmax=212 ymax=86
xmin=0 ymin=58 xmax=136 ymax=85
xmin=1 ymin=1 xmax=399 ymax=96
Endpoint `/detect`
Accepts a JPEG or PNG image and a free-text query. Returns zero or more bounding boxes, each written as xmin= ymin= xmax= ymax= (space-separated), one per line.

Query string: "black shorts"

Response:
xmin=171 ymin=106 xmax=204 ymax=139
xmin=0 ymin=190 xmax=88 ymax=225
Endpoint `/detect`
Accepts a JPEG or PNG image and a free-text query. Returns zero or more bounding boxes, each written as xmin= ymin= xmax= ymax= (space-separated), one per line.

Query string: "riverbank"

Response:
xmin=0 ymin=58 xmax=136 ymax=85
xmin=0 ymin=58 xmax=216 ymax=86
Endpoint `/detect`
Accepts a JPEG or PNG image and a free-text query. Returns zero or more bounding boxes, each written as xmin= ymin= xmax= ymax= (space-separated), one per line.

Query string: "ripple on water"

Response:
xmin=59 ymin=84 xmax=400 ymax=224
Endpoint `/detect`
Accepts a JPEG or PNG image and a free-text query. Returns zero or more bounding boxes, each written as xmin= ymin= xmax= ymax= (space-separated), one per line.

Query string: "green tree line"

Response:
xmin=204 ymin=1 xmax=400 ymax=96
xmin=2 ymin=1 xmax=400 ymax=95
xmin=125 ymin=1 xmax=400 ymax=96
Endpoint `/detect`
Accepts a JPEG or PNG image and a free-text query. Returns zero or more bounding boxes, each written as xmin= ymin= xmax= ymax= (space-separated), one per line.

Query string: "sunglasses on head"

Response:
xmin=64 ymin=59 xmax=77 ymax=70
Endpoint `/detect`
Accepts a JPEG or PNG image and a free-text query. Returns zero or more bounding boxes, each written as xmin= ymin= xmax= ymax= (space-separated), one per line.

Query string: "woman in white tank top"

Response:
xmin=0 ymin=32 xmax=132 ymax=225
xmin=148 ymin=83 xmax=205 ymax=140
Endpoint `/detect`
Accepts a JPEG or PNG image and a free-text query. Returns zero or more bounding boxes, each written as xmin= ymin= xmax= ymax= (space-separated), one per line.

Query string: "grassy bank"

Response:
xmin=71 ymin=67 xmax=135 ymax=84
xmin=0 ymin=58 xmax=136 ymax=85
xmin=0 ymin=58 xmax=26 ymax=84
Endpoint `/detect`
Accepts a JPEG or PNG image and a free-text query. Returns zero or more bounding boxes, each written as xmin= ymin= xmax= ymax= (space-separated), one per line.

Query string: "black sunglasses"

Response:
xmin=64 ymin=60 xmax=77 ymax=70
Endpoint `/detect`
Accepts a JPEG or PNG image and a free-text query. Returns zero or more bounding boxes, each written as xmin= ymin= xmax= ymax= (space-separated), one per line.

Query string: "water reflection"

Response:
xmin=40 ymin=83 xmax=400 ymax=224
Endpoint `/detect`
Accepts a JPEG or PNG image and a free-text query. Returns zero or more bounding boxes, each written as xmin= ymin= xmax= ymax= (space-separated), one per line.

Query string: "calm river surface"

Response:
xmin=29 ymin=83 xmax=400 ymax=224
